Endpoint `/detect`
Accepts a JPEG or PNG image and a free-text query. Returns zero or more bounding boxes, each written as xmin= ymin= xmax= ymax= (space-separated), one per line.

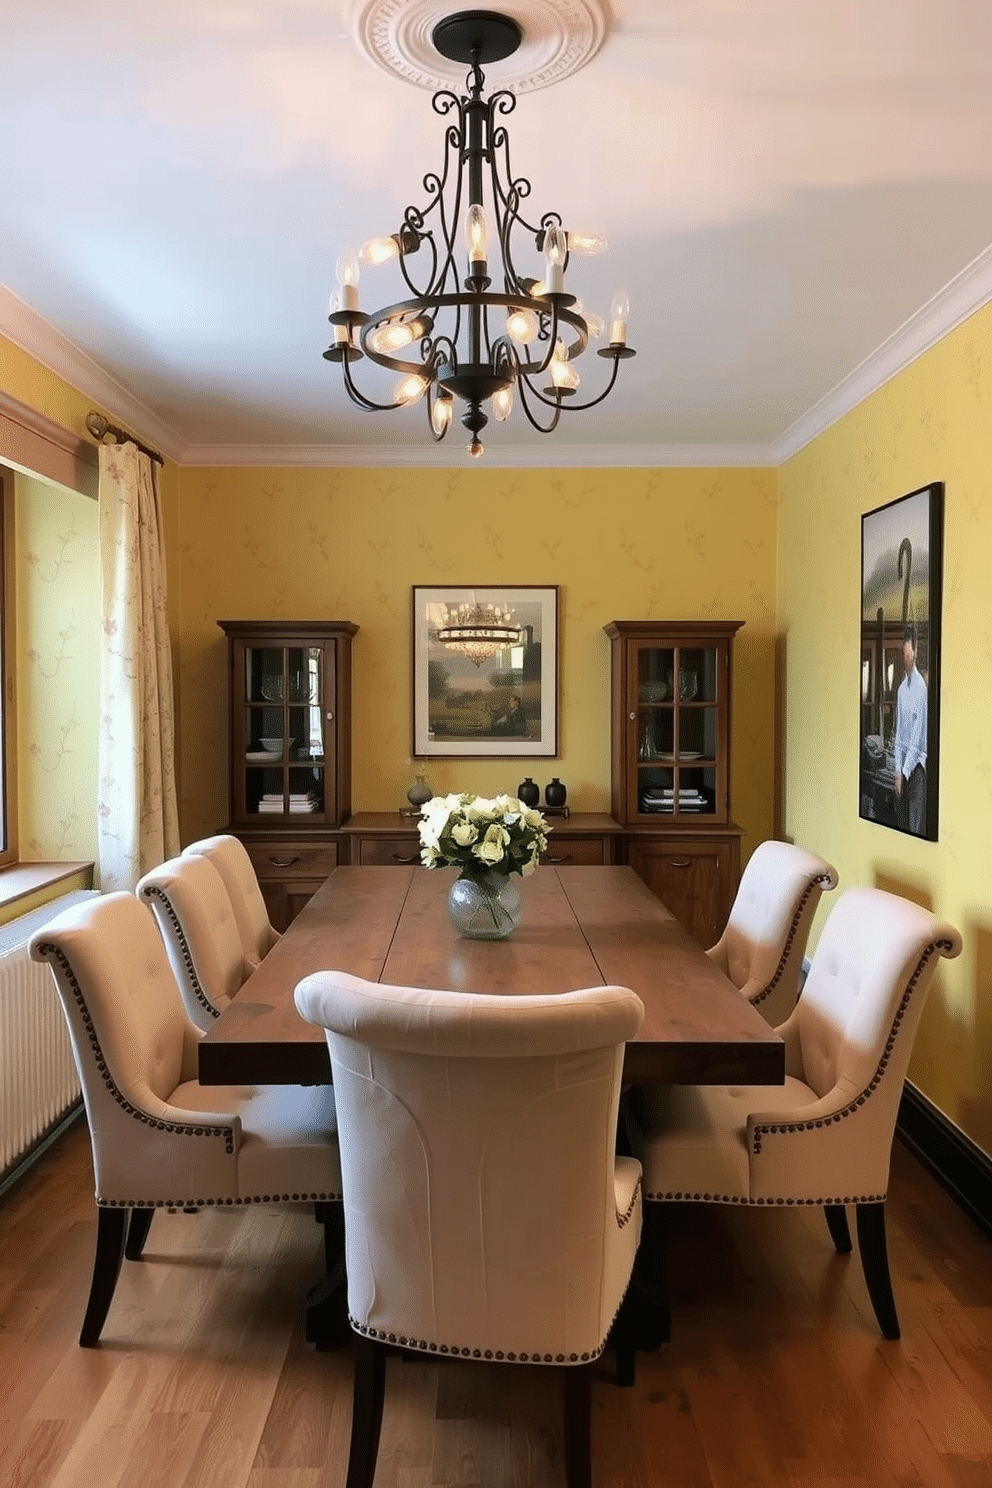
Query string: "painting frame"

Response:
xmin=859 ymin=481 xmax=943 ymax=841
xmin=412 ymin=585 xmax=559 ymax=758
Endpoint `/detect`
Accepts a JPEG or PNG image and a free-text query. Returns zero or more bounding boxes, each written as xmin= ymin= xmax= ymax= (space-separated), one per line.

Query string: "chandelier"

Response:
xmin=436 ymin=598 xmax=521 ymax=667
xmin=324 ymin=9 xmax=635 ymax=460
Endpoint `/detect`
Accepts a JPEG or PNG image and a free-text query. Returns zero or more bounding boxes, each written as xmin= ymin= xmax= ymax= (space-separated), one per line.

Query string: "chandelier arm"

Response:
xmin=340 ymin=350 xmax=410 ymax=412
xmin=513 ymin=370 xmax=564 ymax=434
xmin=517 ymin=351 xmax=629 ymax=414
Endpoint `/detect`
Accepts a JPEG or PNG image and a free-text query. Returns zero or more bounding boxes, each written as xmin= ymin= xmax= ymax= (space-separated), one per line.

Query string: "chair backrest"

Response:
xmin=182 ymin=833 xmax=279 ymax=967
xmin=765 ymin=887 xmax=962 ymax=1197
xmin=28 ymin=892 xmax=206 ymax=1201
xmin=136 ymin=853 xmax=249 ymax=1031
xmin=708 ymin=839 xmax=839 ymax=1026
xmin=294 ymin=971 xmax=644 ymax=1362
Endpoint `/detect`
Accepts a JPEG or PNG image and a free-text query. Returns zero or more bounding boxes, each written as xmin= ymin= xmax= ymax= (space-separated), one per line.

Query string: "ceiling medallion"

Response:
xmin=347 ymin=0 xmax=609 ymax=93
xmin=325 ymin=7 xmax=634 ymax=459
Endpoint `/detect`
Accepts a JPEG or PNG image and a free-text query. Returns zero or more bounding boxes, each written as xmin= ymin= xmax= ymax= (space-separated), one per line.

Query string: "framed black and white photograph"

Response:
xmin=859 ymin=482 xmax=943 ymax=840
xmin=412 ymin=586 xmax=558 ymax=758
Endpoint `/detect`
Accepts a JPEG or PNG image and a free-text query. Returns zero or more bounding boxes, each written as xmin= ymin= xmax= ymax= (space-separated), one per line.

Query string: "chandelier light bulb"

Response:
xmin=609 ymin=288 xmax=630 ymax=346
xmin=360 ymin=235 xmax=400 ymax=267
xmin=493 ymin=385 xmax=514 ymax=421
xmin=469 ymin=437 xmax=485 ymax=459
xmin=395 ymin=373 xmax=428 ymax=405
xmin=336 ymin=247 xmax=361 ymax=311
xmin=371 ymin=321 xmax=415 ymax=353
xmin=431 ymin=394 xmax=453 ymax=436
xmin=466 ymin=203 xmax=488 ymax=266
xmin=506 ymin=307 xmax=539 ymax=344
xmin=543 ymin=225 xmax=567 ymax=294
xmin=550 ymin=339 xmax=579 ymax=390
xmin=566 ymin=229 xmax=607 ymax=256
xmin=572 ymin=299 xmax=605 ymax=339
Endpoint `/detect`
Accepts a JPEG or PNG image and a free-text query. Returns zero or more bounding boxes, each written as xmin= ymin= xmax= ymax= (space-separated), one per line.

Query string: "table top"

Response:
xmin=198 ymin=865 xmax=784 ymax=1089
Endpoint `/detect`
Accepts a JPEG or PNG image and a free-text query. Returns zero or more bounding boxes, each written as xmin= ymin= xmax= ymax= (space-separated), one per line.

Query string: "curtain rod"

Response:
xmin=85 ymin=411 xmax=165 ymax=467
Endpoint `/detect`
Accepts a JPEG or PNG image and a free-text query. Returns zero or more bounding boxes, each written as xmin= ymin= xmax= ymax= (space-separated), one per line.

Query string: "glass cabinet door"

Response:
xmin=238 ymin=643 xmax=330 ymax=821
xmin=628 ymin=639 xmax=728 ymax=824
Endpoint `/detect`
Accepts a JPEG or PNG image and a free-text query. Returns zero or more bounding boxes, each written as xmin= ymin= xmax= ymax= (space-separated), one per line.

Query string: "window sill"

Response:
xmin=0 ymin=862 xmax=95 ymax=924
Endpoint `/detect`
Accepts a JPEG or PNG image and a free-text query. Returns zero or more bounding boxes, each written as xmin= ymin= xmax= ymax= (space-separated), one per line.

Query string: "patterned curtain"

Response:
xmin=97 ymin=443 xmax=180 ymax=889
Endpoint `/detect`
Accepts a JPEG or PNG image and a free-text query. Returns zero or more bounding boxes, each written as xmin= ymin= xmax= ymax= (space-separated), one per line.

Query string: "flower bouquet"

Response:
xmin=418 ymin=793 xmax=551 ymax=938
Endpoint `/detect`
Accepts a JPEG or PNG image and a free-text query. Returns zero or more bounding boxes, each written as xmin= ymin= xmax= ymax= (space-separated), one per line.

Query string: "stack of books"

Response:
xmin=257 ymin=792 xmax=321 ymax=814
xmin=639 ymin=787 xmax=709 ymax=814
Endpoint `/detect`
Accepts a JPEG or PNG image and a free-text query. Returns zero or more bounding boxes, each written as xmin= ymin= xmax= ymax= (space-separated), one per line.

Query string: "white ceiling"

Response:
xmin=2 ymin=0 xmax=992 ymax=468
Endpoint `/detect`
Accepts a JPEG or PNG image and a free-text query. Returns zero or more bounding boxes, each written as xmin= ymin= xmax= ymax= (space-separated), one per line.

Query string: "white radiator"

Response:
xmin=0 ymin=890 xmax=100 ymax=1179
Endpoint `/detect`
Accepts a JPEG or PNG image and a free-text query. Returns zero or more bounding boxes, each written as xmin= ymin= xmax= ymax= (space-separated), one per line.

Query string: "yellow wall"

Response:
xmin=14 ymin=472 xmax=100 ymax=861
xmin=174 ymin=466 xmax=778 ymax=854
xmin=778 ymin=298 xmax=992 ymax=1154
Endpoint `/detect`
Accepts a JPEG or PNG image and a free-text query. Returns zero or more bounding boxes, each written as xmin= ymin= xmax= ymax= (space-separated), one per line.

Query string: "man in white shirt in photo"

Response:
xmin=893 ymin=622 xmax=928 ymax=836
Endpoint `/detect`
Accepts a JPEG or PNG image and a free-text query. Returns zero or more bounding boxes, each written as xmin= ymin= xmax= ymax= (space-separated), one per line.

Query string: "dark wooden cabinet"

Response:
xmin=605 ymin=620 xmax=743 ymax=945
xmin=218 ymin=619 xmax=358 ymax=929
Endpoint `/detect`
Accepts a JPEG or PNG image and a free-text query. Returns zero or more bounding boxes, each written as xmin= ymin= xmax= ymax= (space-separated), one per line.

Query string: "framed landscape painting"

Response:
xmin=859 ymin=482 xmax=943 ymax=840
xmin=412 ymin=585 xmax=558 ymax=758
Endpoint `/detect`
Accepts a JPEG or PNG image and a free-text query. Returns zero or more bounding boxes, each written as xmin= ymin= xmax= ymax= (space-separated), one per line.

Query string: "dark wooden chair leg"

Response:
xmin=79 ymin=1207 xmax=128 ymax=1347
xmin=345 ymin=1335 xmax=387 ymax=1488
xmin=627 ymin=1202 xmax=670 ymax=1351
xmin=562 ymin=1365 xmax=592 ymax=1488
xmin=306 ymin=1203 xmax=349 ymax=1350
xmin=124 ymin=1206 xmax=155 ymax=1260
xmin=607 ymin=1283 xmax=639 ymax=1387
xmin=824 ymin=1203 xmax=852 ymax=1254
xmin=855 ymin=1201 xmax=900 ymax=1340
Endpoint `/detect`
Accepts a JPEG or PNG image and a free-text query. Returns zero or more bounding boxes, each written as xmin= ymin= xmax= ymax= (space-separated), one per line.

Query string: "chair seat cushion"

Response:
xmin=170 ymin=1080 xmax=341 ymax=1202
xmin=630 ymin=1076 xmax=817 ymax=1201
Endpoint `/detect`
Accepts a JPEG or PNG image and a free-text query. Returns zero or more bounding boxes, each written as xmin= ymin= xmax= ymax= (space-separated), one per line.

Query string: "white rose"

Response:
xmin=466 ymin=796 xmax=497 ymax=821
xmin=452 ymin=821 xmax=478 ymax=847
xmin=474 ymin=838 xmax=504 ymax=866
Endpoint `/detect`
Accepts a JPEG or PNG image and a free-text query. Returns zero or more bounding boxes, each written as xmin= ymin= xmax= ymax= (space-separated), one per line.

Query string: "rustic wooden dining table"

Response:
xmin=198 ymin=864 xmax=784 ymax=1088
xmin=198 ymin=864 xmax=783 ymax=1348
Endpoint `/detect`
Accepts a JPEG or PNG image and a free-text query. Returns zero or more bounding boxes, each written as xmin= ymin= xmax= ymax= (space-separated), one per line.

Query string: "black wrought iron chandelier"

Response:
xmin=324 ymin=9 xmax=635 ymax=460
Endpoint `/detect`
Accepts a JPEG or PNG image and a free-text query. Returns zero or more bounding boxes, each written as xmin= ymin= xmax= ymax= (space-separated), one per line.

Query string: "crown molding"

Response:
xmin=0 ymin=285 xmax=185 ymax=464
xmin=178 ymin=440 xmax=775 ymax=469
xmin=772 ymin=242 xmax=992 ymax=464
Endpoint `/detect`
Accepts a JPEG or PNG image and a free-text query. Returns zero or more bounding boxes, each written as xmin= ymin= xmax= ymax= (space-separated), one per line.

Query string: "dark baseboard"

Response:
xmin=897 ymin=1082 xmax=992 ymax=1239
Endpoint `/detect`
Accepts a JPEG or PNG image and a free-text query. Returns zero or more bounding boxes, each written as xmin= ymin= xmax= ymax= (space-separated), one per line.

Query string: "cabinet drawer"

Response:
xmin=542 ymin=836 xmax=606 ymax=866
xmin=357 ymin=836 xmax=422 ymax=867
xmin=244 ymin=840 xmax=339 ymax=881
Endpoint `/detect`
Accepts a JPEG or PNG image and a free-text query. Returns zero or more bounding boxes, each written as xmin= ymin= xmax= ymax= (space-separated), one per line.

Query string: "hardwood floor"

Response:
xmin=2 ymin=1118 xmax=992 ymax=1487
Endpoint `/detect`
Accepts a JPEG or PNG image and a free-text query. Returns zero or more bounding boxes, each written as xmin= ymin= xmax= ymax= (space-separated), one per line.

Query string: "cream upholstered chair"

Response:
xmin=136 ymin=852 xmax=251 ymax=1032
xmin=628 ymin=886 xmax=961 ymax=1340
xmin=294 ymin=970 xmax=645 ymax=1488
xmin=707 ymin=839 xmax=839 ymax=1027
xmin=182 ymin=832 xmax=281 ymax=970
xmin=29 ymin=892 xmax=341 ymax=1347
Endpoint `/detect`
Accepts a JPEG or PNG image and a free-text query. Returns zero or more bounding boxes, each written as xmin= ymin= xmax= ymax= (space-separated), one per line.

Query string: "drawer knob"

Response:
xmin=269 ymin=855 xmax=301 ymax=868
xmin=391 ymin=853 xmax=420 ymax=864
xmin=669 ymin=859 xmax=691 ymax=869
xmin=545 ymin=854 xmax=573 ymax=864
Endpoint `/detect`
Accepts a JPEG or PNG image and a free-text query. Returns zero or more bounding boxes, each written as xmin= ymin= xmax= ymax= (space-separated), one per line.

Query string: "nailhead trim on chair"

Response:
xmin=98 ymin=1189 xmax=342 ymax=1209
xmin=36 ymin=942 xmax=237 ymax=1154
xmin=750 ymin=872 xmax=835 ymax=1009
xmin=644 ymin=1189 xmax=886 ymax=1205
xmin=138 ymin=885 xmax=220 ymax=1019
xmin=348 ymin=1319 xmax=606 ymax=1364
xmin=750 ymin=940 xmax=950 ymax=1156
xmin=616 ymin=1173 xmax=641 ymax=1228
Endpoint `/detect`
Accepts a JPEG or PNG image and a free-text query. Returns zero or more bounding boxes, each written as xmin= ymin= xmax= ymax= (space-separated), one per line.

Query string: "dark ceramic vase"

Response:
xmin=517 ymin=777 xmax=540 ymax=808
xmin=544 ymin=777 xmax=567 ymax=809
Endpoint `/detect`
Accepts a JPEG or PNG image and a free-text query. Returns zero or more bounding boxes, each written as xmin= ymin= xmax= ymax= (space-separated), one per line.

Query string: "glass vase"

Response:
xmin=446 ymin=870 xmax=522 ymax=940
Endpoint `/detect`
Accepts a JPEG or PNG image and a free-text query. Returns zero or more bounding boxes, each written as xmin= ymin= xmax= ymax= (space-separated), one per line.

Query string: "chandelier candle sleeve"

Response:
xmin=323 ymin=9 xmax=635 ymax=460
